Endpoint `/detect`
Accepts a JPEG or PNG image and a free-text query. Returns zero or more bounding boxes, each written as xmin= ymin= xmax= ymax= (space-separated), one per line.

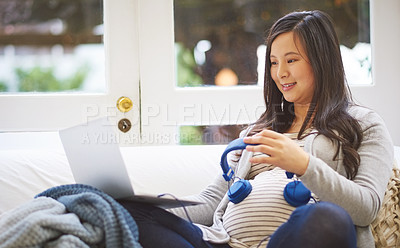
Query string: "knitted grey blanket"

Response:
xmin=0 ymin=184 xmax=142 ymax=248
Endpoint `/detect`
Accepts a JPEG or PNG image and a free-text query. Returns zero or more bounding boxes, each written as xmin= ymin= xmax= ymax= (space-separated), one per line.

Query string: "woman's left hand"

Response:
xmin=243 ymin=130 xmax=309 ymax=176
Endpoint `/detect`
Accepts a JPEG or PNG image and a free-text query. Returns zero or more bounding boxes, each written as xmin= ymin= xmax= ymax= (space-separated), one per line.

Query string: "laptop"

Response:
xmin=59 ymin=117 xmax=203 ymax=209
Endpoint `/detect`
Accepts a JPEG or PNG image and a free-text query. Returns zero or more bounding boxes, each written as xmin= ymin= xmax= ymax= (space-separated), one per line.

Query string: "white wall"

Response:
xmin=351 ymin=0 xmax=400 ymax=146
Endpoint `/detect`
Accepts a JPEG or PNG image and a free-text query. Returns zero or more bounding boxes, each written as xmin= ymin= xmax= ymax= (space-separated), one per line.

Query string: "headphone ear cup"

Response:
xmin=284 ymin=181 xmax=311 ymax=207
xmin=228 ymin=179 xmax=252 ymax=204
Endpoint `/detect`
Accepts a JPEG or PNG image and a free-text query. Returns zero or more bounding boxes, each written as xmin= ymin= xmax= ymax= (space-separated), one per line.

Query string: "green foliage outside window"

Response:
xmin=0 ymin=81 xmax=7 ymax=92
xmin=16 ymin=66 xmax=89 ymax=92
xmin=175 ymin=43 xmax=204 ymax=87
xmin=179 ymin=126 xmax=204 ymax=145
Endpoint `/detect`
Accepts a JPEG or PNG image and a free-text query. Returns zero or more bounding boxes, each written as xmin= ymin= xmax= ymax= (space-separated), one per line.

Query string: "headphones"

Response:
xmin=220 ymin=138 xmax=311 ymax=207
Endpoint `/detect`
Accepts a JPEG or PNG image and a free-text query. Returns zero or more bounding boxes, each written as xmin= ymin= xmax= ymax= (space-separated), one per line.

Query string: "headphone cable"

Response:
xmin=157 ymin=193 xmax=194 ymax=223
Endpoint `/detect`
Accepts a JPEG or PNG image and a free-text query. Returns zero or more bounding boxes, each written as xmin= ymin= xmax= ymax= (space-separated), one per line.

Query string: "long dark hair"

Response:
xmin=251 ymin=10 xmax=362 ymax=179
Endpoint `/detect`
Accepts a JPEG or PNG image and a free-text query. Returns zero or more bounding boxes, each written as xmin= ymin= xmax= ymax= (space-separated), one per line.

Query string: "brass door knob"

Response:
xmin=116 ymin=96 xmax=133 ymax=112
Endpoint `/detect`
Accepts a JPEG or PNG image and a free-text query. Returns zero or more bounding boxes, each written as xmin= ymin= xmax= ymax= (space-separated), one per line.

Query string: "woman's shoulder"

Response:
xmin=348 ymin=104 xmax=374 ymax=117
xmin=305 ymin=105 xmax=389 ymax=148
xmin=348 ymin=104 xmax=392 ymax=145
xmin=347 ymin=104 xmax=386 ymax=129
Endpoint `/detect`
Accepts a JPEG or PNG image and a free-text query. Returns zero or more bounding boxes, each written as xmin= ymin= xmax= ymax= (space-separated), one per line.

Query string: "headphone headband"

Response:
xmin=220 ymin=138 xmax=249 ymax=181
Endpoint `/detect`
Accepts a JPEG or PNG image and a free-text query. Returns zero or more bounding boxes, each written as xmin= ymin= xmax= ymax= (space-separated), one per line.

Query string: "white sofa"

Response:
xmin=1 ymin=131 xmax=399 ymax=215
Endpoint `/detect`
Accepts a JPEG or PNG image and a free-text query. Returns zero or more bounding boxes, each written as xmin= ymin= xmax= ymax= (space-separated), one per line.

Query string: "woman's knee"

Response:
xmin=268 ymin=202 xmax=357 ymax=248
xmin=298 ymin=202 xmax=356 ymax=246
xmin=301 ymin=202 xmax=355 ymax=229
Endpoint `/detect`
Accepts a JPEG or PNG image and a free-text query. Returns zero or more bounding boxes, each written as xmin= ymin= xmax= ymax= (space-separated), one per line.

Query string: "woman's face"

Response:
xmin=270 ymin=32 xmax=315 ymax=106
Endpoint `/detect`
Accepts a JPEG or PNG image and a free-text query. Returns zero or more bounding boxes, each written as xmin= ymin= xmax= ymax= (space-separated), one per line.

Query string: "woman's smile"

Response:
xmin=281 ymin=82 xmax=297 ymax=91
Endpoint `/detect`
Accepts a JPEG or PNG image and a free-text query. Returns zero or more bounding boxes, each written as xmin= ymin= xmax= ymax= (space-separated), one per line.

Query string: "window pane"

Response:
xmin=0 ymin=0 xmax=104 ymax=93
xmin=174 ymin=0 xmax=370 ymax=87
